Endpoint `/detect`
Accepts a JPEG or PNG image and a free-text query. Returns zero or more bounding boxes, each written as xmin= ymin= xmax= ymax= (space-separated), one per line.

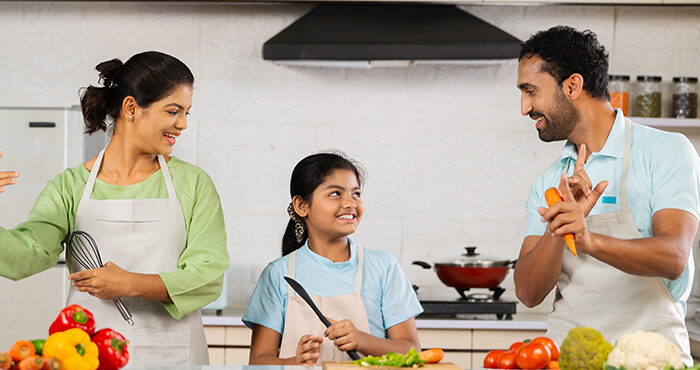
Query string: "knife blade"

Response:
xmin=284 ymin=276 xmax=361 ymax=361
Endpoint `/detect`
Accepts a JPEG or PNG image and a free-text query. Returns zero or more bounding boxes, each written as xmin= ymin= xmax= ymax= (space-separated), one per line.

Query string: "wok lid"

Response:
xmin=435 ymin=246 xmax=512 ymax=267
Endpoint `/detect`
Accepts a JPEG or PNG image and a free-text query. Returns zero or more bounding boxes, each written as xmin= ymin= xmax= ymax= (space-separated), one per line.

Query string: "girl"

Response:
xmin=0 ymin=51 xmax=229 ymax=365
xmin=244 ymin=153 xmax=422 ymax=365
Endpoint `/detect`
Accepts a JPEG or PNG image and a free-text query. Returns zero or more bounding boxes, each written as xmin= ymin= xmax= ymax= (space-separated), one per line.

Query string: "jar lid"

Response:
xmin=637 ymin=75 xmax=662 ymax=82
xmin=673 ymin=77 xmax=698 ymax=83
xmin=609 ymin=75 xmax=630 ymax=81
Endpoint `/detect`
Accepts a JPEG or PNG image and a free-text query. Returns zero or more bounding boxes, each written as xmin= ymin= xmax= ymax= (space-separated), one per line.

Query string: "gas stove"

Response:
xmin=416 ymin=286 xmax=517 ymax=320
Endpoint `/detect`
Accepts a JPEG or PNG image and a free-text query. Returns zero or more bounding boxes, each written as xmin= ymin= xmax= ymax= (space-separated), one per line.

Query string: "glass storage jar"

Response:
xmin=672 ymin=77 xmax=697 ymax=118
xmin=609 ymin=75 xmax=630 ymax=116
xmin=635 ymin=76 xmax=662 ymax=117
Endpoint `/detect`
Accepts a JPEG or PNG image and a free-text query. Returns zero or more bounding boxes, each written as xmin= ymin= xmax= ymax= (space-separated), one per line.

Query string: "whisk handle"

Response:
xmin=113 ymin=298 xmax=134 ymax=326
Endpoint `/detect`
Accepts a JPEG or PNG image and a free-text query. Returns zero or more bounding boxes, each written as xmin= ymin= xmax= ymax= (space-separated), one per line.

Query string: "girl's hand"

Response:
xmin=325 ymin=318 xmax=363 ymax=352
xmin=68 ymin=262 xmax=135 ymax=300
xmin=0 ymin=152 xmax=19 ymax=193
xmin=295 ymin=335 xmax=322 ymax=365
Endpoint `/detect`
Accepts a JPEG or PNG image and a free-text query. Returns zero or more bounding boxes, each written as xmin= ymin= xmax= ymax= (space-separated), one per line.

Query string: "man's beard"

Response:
xmin=536 ymin=89 xmax=580 ymax=142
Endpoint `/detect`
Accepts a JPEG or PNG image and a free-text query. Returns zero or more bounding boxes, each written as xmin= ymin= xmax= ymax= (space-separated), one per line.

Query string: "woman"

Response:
xmin=0 ymin=51 xmax=229 ymax=365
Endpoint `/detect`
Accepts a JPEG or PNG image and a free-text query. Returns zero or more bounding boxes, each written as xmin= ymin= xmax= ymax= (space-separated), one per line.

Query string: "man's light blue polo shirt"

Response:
xmin=525 ymin=109 xmax=700 ymax=310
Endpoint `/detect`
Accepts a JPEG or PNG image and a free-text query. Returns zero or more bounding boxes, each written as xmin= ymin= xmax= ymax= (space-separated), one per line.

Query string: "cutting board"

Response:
xmin=323 ymin=362 xmax=462 ymax=370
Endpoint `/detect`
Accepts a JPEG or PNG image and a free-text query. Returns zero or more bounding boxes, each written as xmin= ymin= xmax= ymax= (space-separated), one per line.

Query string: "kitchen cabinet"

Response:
xmin=203 ymin=325 xmax=546 ymax=368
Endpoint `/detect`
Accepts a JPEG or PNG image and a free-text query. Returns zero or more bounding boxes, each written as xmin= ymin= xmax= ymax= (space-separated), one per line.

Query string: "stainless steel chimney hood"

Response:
xmin=262 ymin=5 xmax=522 ymax=67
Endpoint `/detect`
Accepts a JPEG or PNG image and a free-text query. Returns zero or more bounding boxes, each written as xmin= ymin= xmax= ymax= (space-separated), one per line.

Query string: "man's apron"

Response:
xmin=68 ymin=149 xmax=209 ymax=366
xmin=546 ymin=120 xmax=693 ymax=365
xmin=279 ymin=246 xmax=371 ymax=362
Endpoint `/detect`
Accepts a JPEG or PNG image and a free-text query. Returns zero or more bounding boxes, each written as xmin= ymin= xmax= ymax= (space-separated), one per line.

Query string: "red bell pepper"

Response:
xmin=92 ymin=329 xmax=129 ymax=370
xmin=48 ymin=304 xmax=96 ymax=336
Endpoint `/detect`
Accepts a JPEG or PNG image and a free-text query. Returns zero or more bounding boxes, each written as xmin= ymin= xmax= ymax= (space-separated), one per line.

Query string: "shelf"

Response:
xmin=630 ymin=117 xmax=700 ymax=129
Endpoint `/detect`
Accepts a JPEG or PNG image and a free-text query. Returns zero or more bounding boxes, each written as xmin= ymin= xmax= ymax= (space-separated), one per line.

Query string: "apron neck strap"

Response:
xmin=620 ymin=119 xmax=634 ymax=207
xmin=82 ymin=149 xmax=105 ymax=201
xmin=286 ymin=244 xmax=365 ymax=297
xmin=158 ymin=155 xmax=177 ymax=200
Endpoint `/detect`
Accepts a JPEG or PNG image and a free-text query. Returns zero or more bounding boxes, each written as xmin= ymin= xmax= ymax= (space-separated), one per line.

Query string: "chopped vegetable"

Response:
xmin=351 ymin=348 xmax=426 ymax=367
xmin=10 ymin=340 xmax=36 ymax=362
xmin=544 ymin=187 xmax=577 ymax=256
xmin=92 ymin=328 xmax=129 ymax=370
xmin=49 ymin=304 xmax=96 ymax=336
xmin=41 ymin=357 xmax=61 ymax=370
xmin=559 ymin=327 xmax=612 ymax=370
xmin=605 ymin=330 xmax=683 ymax=370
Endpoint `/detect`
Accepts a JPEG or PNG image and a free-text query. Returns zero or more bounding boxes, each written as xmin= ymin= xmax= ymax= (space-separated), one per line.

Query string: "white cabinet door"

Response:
xmin=0 ymin=108 xmax=67 ymax=228
xmin=0 ymin=108 xmax=70 ymax=349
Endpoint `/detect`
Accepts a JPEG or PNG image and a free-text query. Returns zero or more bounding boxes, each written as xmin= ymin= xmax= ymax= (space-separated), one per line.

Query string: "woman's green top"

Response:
xmin=0 ymin=157 xmax=229 ymax=319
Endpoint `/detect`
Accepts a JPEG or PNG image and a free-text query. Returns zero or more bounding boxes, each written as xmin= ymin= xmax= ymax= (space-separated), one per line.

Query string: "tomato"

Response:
xmin=515 ymin=342 xmax=551 ymax=370
xmin=496 ymin=350 xmax=517 ymax=369
xmin=483 ymin=350 xmax=504 ymax=369
xmin=508 ymin=341 xmax=525 ymax=352
xmin=532 ymin=336 xmax=560 ymax=361
xmin=548 ymin=360 xmax=560 ymax=369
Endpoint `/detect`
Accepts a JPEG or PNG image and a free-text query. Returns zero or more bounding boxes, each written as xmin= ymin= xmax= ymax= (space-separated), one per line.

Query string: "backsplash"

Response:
xmin=1 ymin=2 xmax=700 ymax=313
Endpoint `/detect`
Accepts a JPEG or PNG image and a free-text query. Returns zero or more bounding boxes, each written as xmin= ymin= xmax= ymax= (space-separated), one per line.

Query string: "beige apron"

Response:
xmin=546 ymin=119 xmax=693 ymax=365
xmin=279 ymin=245 xmax=371 ymax=362
xmin=68 ymin=149 xmax=209 ymax=366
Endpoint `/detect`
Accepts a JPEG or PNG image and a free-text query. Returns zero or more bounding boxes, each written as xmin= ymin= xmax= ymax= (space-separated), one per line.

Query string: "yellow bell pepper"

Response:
xmin=43 ymin=328 xmax=99 ymax=370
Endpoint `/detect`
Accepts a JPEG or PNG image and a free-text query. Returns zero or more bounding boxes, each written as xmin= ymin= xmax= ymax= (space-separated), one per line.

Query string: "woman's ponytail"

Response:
xmin=79 ymin=59 xmax=123 ymax=134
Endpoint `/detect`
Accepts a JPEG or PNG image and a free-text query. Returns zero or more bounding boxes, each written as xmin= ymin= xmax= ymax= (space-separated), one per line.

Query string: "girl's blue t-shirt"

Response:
xmin=242 ymin=239 xmax=423 ymax=339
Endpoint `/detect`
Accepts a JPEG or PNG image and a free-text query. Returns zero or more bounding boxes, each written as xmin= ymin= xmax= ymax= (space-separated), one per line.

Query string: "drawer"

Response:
xmin=442 ymin=351 xmax=471 ymax=369
xmin=226 ymin=326 xmax=253 ymax=346
xmin=225 ymin=347 xmax=251 ymax=366
xmin=471 ymin=351 xmax=489 ymax=369
xmin=472 ymin=329 xmax=546 ymax=350
xmin=418 ymin=329 xmax=471 ymax=350
xmin=204 ymin=326 xmax=227 ymax=346
xmin=208 ymin=347 xmax=225 ymax=366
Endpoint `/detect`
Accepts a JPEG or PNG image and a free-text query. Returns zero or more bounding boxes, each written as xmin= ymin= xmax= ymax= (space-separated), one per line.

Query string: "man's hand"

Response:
xmin=567 ymin=144 xmax=592 ymax=201
xmin=295 ymin=335 xmax=322 ymax=365
xmin=0 ymin=152 xmax=19 ymax=193
xmin=538 ymin=173 xmax=607 ymax=253
xmin=325 ymin=318 xmax=364 ymax=352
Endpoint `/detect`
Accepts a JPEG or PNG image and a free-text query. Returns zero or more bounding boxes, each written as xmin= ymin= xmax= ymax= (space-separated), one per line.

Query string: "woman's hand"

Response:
xmin=0 ymin=152 xmax=19 ymax=193
xmin=68 ymin=262 xmax=135 ymax=300
xmin=295 ymin=334 xmax=322 ymax=365
xmin=325 ymin=318 xmax=364 ymax=352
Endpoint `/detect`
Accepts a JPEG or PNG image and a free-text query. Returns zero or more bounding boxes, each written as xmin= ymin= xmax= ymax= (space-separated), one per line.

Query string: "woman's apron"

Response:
xmin=68 ymin=149 xmax=209 ymax=366
xmin=546 ymin=119 xmax=693 ymax=364
xmin=279 ymin=246 xmax=371 ymax=362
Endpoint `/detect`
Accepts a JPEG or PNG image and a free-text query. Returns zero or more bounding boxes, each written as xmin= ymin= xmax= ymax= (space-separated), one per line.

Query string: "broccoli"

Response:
xmin=559 ymin=327 xmax=613 ymax=370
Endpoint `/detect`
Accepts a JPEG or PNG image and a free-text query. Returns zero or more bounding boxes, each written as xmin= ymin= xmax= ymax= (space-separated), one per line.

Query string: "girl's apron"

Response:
xmin=279 ymin=246 xmax=371 ymax=362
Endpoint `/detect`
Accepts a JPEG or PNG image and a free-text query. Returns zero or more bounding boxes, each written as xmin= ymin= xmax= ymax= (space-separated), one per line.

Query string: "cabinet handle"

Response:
xmin=29 ymin=122 xmax=56 ymax=128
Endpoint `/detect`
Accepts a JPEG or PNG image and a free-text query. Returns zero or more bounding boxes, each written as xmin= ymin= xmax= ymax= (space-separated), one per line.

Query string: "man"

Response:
xmin=514 ymin=26 xmax=700 ymax=364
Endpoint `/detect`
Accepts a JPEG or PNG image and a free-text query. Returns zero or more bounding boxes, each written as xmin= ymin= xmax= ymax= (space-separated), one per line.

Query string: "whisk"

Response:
xmin=68 ymin=231 xmax=134 ymax=326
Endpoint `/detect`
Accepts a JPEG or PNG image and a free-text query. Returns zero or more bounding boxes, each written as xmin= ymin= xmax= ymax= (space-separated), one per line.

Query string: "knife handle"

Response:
xmin=347 ymin=350 xmax=360 ymax=360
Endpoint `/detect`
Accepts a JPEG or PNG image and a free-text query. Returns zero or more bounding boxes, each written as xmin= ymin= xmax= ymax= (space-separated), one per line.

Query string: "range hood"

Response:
xmin=262 ymin=5 xmax=522 ymax=67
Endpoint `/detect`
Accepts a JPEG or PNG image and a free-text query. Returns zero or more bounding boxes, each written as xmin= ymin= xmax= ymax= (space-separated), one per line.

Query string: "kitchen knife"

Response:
xmin=284 ymin=276 xmax=361 ymax=361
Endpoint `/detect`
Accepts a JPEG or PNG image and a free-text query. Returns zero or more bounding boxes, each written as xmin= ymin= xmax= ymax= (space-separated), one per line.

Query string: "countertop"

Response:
xmin=201 ymin=307 xmax=548 ymax=331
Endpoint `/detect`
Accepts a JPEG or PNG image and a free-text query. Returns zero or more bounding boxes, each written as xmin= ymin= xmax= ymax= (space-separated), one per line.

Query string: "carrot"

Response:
xmin=544 ymin=187 xmax=577 ymax=256
xmin=9 ymin=341 xmax=35 ymax=362
xmin=40 ymin=357 xmax=60 ymax=370
xmin=16 ymin=356 xmax=42 ymax=370
xmin=0 ymin=352 xmax=12 ymax=369
xmin=419 ymin=348 xmax=444 ymax=364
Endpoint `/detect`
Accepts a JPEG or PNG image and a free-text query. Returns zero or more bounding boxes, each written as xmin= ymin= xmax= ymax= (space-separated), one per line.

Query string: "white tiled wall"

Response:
xmin=2 ymin=2 xmax=700 ymax=312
